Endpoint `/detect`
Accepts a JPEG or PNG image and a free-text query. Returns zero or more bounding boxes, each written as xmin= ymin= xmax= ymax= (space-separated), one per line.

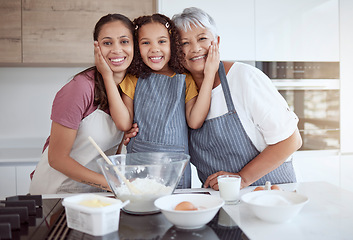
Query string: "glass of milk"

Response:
xmin=217 ymin=175 xmax=241 ymax=204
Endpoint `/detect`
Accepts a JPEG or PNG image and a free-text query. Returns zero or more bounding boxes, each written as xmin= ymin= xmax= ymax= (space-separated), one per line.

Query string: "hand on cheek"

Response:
xmin=204 ymin=41 xmax=220 ymax=77
xmin=94 ymin=41 xmax=112 ymax=77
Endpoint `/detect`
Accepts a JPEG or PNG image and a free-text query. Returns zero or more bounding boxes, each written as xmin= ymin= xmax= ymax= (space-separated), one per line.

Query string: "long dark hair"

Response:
xmin=129 ymin=13 xmax=185 ymax=79
xmin=75 ymin=14 xmax=134 ymax=111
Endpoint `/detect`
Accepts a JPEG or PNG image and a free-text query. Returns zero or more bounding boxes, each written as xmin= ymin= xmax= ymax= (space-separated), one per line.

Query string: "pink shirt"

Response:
xmin=43 ymin=70 xmax=107 ymax=151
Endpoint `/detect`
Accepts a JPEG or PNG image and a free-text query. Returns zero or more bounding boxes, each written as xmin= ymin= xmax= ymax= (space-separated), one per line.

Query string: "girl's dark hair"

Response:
xmin=129 ymin=13 xmax=185 ymax=79
xmin=75 ymin=14 xmax=134 ymax=111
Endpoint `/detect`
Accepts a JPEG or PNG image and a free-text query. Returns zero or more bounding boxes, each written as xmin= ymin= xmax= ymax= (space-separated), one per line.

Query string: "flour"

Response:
xmin=115 ymin=178 xmax=173 ymax=213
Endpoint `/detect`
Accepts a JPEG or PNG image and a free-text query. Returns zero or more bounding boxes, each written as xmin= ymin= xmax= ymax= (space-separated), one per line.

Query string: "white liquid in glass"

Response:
xmin=218 ymin=175 xmax=241 ymax=204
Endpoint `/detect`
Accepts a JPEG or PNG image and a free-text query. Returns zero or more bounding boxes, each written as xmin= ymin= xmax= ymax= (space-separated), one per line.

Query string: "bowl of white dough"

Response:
xmin=97 ymin=152 xmax=189 ymax=215
xmin=241 ymin=190 xmax=309 ymax=223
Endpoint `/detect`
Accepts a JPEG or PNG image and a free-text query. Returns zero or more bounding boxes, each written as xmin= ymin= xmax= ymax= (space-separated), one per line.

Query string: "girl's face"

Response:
xmin=179 ymin=24 xmax=216 ymax=75
xmin=138 ymin=22 xmax=172 ymax=75
xmin=97 ymin=21 xmax=134 ymax=73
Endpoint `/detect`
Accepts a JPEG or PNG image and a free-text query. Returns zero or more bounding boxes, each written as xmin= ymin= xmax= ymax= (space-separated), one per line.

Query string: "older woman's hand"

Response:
xmin=204 ymin=171 xmax=242 ymax=190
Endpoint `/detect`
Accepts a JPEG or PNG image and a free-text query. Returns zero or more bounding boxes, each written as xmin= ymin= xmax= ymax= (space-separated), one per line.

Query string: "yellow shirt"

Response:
xmin=119 ymin=73 xmax=198 ymax=103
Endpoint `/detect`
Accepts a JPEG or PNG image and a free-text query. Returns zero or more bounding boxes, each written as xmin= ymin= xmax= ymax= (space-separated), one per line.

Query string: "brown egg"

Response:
xmin=254 ymin=186 xmax=265 ymax=191
xmin=271 ymin=185 xmax=281 ymax=190
xmin=174 ymin=201 xmax=197 ymax=211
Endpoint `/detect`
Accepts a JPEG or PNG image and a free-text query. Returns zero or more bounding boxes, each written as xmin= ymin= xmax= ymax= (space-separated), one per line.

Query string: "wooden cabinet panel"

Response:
xmin=22 ymin=0 xmax=155 ymax=64
xmin=0 ymin=0 xmax=21 ymax=63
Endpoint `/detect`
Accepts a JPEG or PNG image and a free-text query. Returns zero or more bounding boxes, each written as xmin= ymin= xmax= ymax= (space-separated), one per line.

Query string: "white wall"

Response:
xmin=0 ymin=67 xmax=85 ymax=146
xmin=158 ymin=0 xmax=255 ymax=61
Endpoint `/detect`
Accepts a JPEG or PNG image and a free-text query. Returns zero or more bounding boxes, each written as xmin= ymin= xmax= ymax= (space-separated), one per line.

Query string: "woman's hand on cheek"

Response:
xmin=204 ymin=41 xmax=220 ymax=78
xmin=94 ymin=41 xmax=113 ymax=78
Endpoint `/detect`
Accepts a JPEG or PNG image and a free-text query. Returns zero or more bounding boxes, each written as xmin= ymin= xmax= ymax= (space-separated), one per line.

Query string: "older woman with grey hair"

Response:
xmin=171 ymin=7 xmax=302 ymax=190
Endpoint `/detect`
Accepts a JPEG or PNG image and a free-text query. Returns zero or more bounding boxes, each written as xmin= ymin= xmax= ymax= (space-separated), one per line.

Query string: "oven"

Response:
xmin=256 ymin=61 xmax=340 ymax=151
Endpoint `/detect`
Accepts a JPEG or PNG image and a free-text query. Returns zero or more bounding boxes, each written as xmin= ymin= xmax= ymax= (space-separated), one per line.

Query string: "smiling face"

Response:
xmin=138 ymin=22 xmax=173 ymax=75
xmin=97 ymin=20 xmax=134 ymax=74
xmin=180 ymin=24 xmax=217 ymax=75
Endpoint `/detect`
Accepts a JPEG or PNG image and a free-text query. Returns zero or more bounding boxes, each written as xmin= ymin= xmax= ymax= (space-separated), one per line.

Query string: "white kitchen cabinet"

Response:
xmin=340 ymin=154 xmax=353 ymax=192
xmin=339 ymin=0 xmax=353 ymax=154
xmin=292 ymin=150 xmax=340 ymax=187
xmin=16 ymin=164 xmax=37 ymax=195
xmin=0 ymin=164 xmax=37 ymax=199
xmin=255 ymin=0 xmax=339 ymax=61
xmin=0 ymin=166 xmax=16 ymax=200
xmin=158 ymin=0 xmax=255 ymax=61
xmin=0 ymin=145 xmax=41 ymax=199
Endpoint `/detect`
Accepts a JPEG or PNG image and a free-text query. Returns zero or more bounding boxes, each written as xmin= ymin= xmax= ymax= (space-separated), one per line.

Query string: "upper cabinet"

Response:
xmin=255 ymin=0 xmax=339 ymax=61
xmin=0 ymin=0 xmax=341 ymax=64
xmin=0 ymin=0 xmax=22 ymax=63
xmin=0 ymin=0 xmax=155 ymax=65
xmin=158 ymin=0 xmax=255 ymax=61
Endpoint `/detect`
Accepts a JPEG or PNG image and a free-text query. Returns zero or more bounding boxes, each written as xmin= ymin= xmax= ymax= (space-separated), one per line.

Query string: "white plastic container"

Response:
xmin=62 ymin=194 xmax=129 ymax=236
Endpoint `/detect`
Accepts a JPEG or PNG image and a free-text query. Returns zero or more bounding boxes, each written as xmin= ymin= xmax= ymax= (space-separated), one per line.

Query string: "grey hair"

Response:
xmin=172 ymin=7 xmax=218 ymax=38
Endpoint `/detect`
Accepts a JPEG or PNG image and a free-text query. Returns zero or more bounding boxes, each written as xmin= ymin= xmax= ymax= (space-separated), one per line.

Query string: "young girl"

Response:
xmin=29 ymin=14 xmax=134 ymax=194
xmin=121 ymin=14 xmax=219 ymax=188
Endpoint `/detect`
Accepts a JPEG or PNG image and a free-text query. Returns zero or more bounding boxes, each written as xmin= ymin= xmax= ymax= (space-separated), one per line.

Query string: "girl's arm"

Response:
xmin=94 ymin=42 xmax=133 ymax=132
xmin=48 ymin=121 xmax=110 ymax=191
xmin=203 ymin=128 xmax=302 ymax=190
xmin=185 ymin=42 xmax=220 ymax=129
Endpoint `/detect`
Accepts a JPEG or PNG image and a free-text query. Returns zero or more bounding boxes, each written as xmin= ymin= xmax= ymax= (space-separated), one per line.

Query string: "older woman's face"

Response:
xmin=179 ymin=24 xmax=216 ymax=74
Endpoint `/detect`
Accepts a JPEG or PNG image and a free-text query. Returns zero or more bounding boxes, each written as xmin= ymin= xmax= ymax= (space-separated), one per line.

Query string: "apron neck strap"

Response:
xmin=219 ymin=61 xmax=236 ymax=112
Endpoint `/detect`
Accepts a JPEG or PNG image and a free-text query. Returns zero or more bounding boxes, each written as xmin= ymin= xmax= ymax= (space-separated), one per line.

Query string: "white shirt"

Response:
xmin=206 ymin=62 xmax=299 ymax=152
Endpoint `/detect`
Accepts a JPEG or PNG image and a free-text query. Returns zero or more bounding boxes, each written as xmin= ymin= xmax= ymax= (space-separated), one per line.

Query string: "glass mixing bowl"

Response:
xmin=97 ymin=152 xmax=190 ymax=214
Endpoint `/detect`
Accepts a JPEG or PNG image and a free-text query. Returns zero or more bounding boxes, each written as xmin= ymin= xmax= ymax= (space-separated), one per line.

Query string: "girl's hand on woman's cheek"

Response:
xmin=94 ymin=41 xmax=113 ymax=78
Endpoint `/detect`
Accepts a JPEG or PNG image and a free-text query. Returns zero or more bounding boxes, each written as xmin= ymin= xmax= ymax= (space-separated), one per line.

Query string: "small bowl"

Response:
xmin=154 ymin=194 xmax=224 ymax=229
xmin=241 ymin=190 xmax=309 ymax=223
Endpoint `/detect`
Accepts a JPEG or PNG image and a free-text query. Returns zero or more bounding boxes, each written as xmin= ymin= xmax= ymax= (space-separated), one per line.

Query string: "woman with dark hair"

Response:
xmin=30 ymin=13 xmax=134 ymax=194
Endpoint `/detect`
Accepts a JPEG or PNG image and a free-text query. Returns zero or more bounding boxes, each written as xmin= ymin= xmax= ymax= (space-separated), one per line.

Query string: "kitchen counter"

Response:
xmin=224 ymin=181 xmax=353 ymax=240
xmin=0 ymin=147 xmax=41 ymax=164
xmin=38 ymin=181 xmax=353 ymax=240
xmin=0 ymin=138 xmax=43 ymax=164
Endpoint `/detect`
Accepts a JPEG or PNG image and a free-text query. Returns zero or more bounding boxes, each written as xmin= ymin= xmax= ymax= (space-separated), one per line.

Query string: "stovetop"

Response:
xmin=0 ymin=195 xmax=63 ymax=240
xmin=0 ymin=195 xmax=247 ymax=240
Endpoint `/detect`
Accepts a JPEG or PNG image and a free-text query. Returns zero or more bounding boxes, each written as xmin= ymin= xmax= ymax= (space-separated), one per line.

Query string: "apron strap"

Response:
xmin=219 ymin=61 xmax=236 ymax=112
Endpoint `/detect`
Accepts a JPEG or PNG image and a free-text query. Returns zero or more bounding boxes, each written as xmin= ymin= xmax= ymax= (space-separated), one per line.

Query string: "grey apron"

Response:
xmin=189 ymin=62 xmax=296 ymax=186
xmin=127 ymin=73 xmax=191 ymax=188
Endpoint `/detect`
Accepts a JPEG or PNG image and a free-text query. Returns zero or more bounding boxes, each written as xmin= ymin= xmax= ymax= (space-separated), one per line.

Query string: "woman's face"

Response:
xmin=97 ymin=20 xmax=134 ymax=73
xmin=138 ymin=22 xmax=172 ymax=75
xmin=179 ymin=24 xmax=216 ymax=74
